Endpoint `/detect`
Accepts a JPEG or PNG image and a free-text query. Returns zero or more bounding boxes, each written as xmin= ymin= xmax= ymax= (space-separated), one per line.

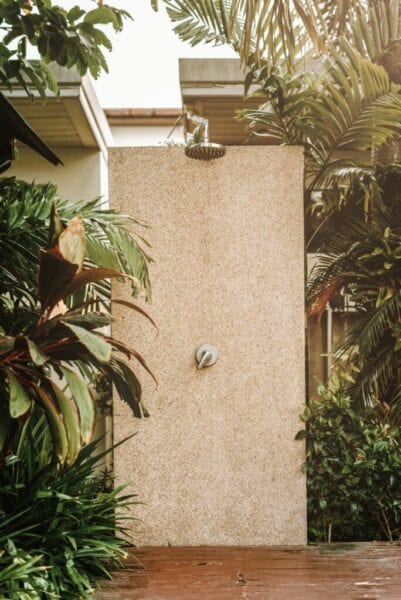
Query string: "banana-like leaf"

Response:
xmin=34 ymin=385 xmax=69 ymax=464
xmin=48 ymin=380 xmax=80 ymax=465
xmin=27 ymin=339 xmax=48 ymax=366
xmin=7 ymin=370 xmax=31 ymax=418
xmin=61 ymin=366 xmax=95 ymax=446
xmin=63 ymin=322 xmax=112 ymax=363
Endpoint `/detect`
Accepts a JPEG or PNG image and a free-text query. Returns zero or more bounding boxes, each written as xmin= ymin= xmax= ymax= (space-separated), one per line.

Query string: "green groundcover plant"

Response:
xmin=0 ymin=410 xmax=136 ymax=599
xmin=298 ymin=370 xmax=401 ymax=543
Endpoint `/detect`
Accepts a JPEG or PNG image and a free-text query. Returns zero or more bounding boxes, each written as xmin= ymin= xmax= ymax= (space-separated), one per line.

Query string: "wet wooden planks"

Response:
xmin=94 ymin=543 xmax=401 ymax=599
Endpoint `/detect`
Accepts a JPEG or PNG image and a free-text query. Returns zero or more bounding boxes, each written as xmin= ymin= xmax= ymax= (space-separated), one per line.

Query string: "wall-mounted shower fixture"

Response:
xmin=195 ymin=344 xmax=218 ymax=369
xmin=185 ymin=119 xmax=226 ymax=161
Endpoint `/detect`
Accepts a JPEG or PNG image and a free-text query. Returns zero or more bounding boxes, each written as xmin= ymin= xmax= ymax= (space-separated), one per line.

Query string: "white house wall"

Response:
xmin=7 ymin=147 xmax=106 ymax=202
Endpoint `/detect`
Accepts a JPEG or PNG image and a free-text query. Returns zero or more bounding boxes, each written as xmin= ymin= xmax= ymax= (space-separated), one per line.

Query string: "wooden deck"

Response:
xmin=94 ymin=543 xmax=401 ymax=599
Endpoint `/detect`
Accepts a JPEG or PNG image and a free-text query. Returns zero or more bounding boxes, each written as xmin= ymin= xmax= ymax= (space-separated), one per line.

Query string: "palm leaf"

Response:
xmin=304 ymin=45 xmax=401 ymax=190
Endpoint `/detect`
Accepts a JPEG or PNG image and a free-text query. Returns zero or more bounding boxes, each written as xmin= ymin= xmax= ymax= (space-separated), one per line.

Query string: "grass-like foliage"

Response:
xmin=0 ymin=412 xmax=137 ymax=599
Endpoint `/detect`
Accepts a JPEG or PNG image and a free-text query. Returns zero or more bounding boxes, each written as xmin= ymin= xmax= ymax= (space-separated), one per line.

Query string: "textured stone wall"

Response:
xmin=109 ymin=146 xmax=306 ymax=545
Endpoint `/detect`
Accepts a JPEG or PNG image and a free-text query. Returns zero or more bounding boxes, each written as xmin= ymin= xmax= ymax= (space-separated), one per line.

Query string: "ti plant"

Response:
xmin=0 ymin=205 xmax=155 ymax=467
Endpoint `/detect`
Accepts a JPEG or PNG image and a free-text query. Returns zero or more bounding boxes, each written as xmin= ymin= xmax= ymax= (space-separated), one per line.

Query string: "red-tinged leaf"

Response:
xmin=106 ymin=337 xmax=157 ymax=385
xmin=307 ymin=276 xmax=345 ymax=324
xmin=39 ymin=248 xmax=78 ymax=310
xmin=61 ymin=267 xmax=124 ymax=300
xmin=103 ymin=357 xmax=147 ymax=418
xmin=112 ymin=299 xmax=158 ymax=331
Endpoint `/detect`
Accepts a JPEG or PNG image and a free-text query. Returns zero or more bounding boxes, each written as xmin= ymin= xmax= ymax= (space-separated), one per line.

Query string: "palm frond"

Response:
xmin=305 ymin=45 xmax=401 ymax=190
xmin=165 ymin=0 xmax=319 ymax=72
xmin=239 ymin=68 xmax=316 ymax=143
xmin=308 ymin=208 xmax=401 ymax=410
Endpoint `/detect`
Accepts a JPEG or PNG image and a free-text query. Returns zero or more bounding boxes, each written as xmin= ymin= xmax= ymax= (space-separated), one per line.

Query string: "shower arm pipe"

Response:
xmin=186 ymin=113 xmax=210 ymax=141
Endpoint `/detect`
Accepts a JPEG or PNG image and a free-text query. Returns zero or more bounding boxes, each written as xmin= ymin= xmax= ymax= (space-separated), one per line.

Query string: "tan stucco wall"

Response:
xmin=110 ymin=146 xmax=306 ymax=546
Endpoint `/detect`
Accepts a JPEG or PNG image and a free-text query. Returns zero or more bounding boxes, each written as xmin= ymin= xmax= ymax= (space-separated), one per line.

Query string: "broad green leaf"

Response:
xmin=63 ymin=322 xmax=111 ymax=363
xmin=27 ymin=339 xmax=48 ymax=366
xmin=84 ymin=6 xmax=119 ymax=28
xmin=61 ymin=367 xmax=95 ymax=445
xmin=49 ymin=381 xmax=80 ymax=465
xmin=0 ymin=336 xmax=14 ymax=356
xmin=8 ymin=370 xmax=31 ymax=418
xmin=34 ymin=385 xmax=68 ymax=464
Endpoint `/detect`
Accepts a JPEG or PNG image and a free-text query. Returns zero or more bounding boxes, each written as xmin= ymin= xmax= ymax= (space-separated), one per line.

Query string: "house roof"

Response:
xmin=3 ymin=65 xmax=112 ymax=159
xmin=179 ymin=58 xmax=268 ymax=146
xmin=105 ymin=108 xmax=182 ymax=127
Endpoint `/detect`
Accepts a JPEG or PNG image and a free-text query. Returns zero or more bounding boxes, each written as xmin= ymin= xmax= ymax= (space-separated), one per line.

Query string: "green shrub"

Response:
xmin=0 ymin=413 xmax=137 ymax=599
xmin=299 ymin=372 xmax=401 ymax=542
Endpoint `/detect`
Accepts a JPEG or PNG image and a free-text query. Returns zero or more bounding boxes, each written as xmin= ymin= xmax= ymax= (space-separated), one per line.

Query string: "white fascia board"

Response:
xmin=182 ymin=84 xmax=259 ymax=97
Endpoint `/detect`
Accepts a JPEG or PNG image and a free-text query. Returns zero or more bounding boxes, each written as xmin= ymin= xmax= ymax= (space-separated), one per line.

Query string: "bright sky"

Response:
xmin=91 ymin=2 xmax=235 ymax=108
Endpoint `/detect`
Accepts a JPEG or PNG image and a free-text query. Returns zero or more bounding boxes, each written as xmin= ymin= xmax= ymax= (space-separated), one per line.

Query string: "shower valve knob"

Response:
xmin=195 ymin=344 xmax=218 ymax=369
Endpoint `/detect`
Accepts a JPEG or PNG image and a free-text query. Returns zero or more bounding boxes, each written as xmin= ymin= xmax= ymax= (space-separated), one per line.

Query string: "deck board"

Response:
xmin=94 ymin=544 xmax=401 ymax=599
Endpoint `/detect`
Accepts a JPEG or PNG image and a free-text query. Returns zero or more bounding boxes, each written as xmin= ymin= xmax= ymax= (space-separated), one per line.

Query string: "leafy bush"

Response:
xmin=299 ymin=372 xmax=401 ymax=542
xmin=0 ymin=412 xmax=136 ymax=599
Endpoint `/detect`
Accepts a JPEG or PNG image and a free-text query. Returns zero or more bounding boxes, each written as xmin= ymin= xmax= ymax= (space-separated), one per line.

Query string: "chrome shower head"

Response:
xmin=185 ymin=141 xmax=226 ymax=160
xmin=185 ymin=119 xmax=226 ymax=160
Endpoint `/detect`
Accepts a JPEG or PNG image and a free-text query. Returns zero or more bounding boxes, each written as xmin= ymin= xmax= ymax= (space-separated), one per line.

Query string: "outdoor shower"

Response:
xmin=185 ymin=118 xmax=226 ymax=160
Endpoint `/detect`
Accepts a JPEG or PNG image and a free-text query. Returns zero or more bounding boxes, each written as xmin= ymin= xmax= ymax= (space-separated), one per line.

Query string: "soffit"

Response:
xmin=3 ymin=65 xmax=112 ymax=157
xmin=179 ymin=58 xmax=273 ymax=146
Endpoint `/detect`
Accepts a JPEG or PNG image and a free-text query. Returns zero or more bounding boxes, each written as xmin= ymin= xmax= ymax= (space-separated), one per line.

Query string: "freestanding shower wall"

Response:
xmin=110 ymin=146 xmax=306 ymax=546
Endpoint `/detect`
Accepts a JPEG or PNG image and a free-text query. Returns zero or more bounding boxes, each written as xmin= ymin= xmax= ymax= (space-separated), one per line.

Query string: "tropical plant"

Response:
xmin=0 ymin=0 xmax=132 ymax=98
xmin=0 ymin=197 xmax=155 ymax=466
xmin=0 ymin=410 xmax=137 ymax=599
xmin=165 ymin=0 xmax=401 ymax=206
xmin=306 ymin=196 xmax=401 ymax=418
xmin=0 ymin=177 xmax=152 ymax=332
xmin=298 ymin=369 xmax=401 ymax=543
xmin=165 ymin=0 xmax=401 ymax=415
